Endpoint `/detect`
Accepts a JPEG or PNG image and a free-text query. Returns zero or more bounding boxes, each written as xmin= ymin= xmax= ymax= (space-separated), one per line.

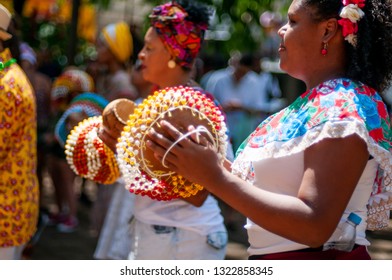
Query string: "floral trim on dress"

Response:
xmin=232 ymin=78 xmax=392 ymax=230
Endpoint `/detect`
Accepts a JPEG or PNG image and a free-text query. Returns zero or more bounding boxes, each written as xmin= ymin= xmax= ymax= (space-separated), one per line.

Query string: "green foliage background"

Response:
xmin=19 ymin=0 xmax=290 ymax=70
xmin=143 ymin=0 xmax=289 ymax=56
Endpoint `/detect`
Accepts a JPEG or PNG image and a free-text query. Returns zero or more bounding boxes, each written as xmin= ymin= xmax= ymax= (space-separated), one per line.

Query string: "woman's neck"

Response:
xmin=305 ymin=64 xmax=346 ymax=90
xmin=107 ymin=60 xmax=125 ymax=74
xmin=158 ymin=71 xmax=192 ymax=89
xmin=305 ymin=74 xmax=345 ymax=90
xmin=305 ymin=42 xmax=347 ymax=90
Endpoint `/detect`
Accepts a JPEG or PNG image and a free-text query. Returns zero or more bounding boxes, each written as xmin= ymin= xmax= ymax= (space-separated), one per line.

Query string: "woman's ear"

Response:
xmin=322 ymin=18 xmax=339 ymax=42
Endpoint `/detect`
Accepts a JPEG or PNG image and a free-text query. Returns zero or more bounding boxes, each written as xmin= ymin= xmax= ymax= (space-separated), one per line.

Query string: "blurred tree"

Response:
xmin=15 ymin=0 xmax=290 ymax=72
xmin=18 ymin=0 xmax=103 ymax=70
xmin=89 ymin=0 xmax=111 ymax=9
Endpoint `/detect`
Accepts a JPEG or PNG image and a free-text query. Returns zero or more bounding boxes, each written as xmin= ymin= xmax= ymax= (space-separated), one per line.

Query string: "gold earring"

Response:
xmin=168 ymin=60 xmax=176 ymax=69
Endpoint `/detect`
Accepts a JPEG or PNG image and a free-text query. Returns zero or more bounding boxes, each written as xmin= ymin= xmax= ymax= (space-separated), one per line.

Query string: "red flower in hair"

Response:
xmin=343 ymin=0 xmax=366 ymax=8
xmin=338 ymin=18 xmax=358 ymax=37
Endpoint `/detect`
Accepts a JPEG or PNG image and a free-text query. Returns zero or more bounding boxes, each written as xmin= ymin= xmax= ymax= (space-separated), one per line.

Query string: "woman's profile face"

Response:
xmin=277 ymin=0 xmax=325 ymax=81
xmin=96 ymin=38 xmax=112 ymax=64
xmin=138 ymin=27 xmax=172 ymax=85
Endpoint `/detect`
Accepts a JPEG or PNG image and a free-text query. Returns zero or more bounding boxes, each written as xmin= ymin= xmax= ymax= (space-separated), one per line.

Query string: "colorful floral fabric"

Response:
xmin=233 ymin=78 xmax=392 ymax=230
xmin=150 ymin=2 xmax=208 ymax=69
xmin=0 ymin=48 xmax=39 ymax=247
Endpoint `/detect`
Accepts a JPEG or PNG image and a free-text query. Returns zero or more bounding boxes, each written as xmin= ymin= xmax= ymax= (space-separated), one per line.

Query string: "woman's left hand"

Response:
xmin=146 ymin=120 xmax=225 ymax=190
xmin=97 ymin=125 xmax=118 ymax=153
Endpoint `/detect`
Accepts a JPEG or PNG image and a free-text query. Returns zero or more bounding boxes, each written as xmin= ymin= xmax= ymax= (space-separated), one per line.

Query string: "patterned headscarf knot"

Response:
xmin=149 ymin=2 xmax=208 ymax=69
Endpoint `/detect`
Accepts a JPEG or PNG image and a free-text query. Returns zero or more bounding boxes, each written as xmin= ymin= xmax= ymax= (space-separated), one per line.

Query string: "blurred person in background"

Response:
xmin=209 ymin=52 xmax=278 ymax=153
xmin=19 ymin=42 xmax=52 ymax=214
xmin=146 ymin=0 xmax=392 ymax=260
xmin=259 ymin=11 xmax=283 ymax=61
xmin=95 ymin=21 xmax=138 ymax=102
xmin=90 ymin=21 xmax=138 ymax=237
xmin=0 ymin=4 xmax=38 ymax=259
xmin=96 ymin=0 xmax=229 ymax=260
xmin=46 ymin=68 xmax=95 ymax=233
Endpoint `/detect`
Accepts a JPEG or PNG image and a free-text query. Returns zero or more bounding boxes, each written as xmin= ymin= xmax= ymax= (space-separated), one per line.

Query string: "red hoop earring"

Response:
xmin=321 ymin=43 xmax=328 ymax=56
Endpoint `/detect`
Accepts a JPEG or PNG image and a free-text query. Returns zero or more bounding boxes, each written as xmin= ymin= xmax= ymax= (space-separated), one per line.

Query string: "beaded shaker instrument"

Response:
xmin=116 ymin=86 xmax=228 ymax=201
xmin=65 ymin=116 xmax=120 ymax=184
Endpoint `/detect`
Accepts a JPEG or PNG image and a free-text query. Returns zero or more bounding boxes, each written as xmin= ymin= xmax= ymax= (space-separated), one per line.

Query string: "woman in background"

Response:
xmin=119 ymin=0 xmax=229 ymax=260
xmin=146 ymin=0 xmax=392 ymax=259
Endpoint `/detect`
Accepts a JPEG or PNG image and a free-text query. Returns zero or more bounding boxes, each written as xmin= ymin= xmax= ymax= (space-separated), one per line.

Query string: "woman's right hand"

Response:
xmin=146 ymin=120 xmax=227 ymax=191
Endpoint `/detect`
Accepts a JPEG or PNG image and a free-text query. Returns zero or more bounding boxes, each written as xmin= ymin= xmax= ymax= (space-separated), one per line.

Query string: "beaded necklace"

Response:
xmin=0 ymin=58 xmax=16 ymax=71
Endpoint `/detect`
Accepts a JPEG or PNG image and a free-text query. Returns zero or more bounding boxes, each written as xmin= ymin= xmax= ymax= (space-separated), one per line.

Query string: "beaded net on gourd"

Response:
xmin=116 ymin=86 xmax=228 ymax=201
xmin=65 ymin=116 xmax=120 ymax=184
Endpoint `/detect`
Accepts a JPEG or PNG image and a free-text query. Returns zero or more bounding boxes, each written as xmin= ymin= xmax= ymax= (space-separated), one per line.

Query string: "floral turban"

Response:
xmin=150 ymin=2 xmax=208 ymax=69
xmin=100 ymin=21 xmax=133 ymax=63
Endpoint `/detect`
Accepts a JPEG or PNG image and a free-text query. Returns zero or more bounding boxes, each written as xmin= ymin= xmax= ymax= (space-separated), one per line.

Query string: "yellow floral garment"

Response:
xmin=0 ymin=48 xmax=38 ymax=247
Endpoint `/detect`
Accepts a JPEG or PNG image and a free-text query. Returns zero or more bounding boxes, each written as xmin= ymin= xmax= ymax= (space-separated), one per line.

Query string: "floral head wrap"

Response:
xmin=149 ymin=1 xmax=208 ymax=69
xmin=100 ymin=21 xmax=133 ymax=63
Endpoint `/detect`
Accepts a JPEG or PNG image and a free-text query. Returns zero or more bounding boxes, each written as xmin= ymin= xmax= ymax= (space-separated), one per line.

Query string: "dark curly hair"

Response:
xmin=302 ymin=0 xmax=392 ymax=93
xmin=177 ymin=0 xmax=211 ymax=29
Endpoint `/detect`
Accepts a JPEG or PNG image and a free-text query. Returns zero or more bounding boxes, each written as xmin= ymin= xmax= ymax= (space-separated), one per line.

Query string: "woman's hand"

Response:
xmin=181 ymin=188 xmax=210 ymax=207
xmin=146 ymin=120 xmax=226 ymax=192
xmin=66 ymin=112 xmax=88 ymax=132
xmin=99 ymin=98 xmax=135 ymax=153
xmin=97 ymin=125 xmax=118 ymax=153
